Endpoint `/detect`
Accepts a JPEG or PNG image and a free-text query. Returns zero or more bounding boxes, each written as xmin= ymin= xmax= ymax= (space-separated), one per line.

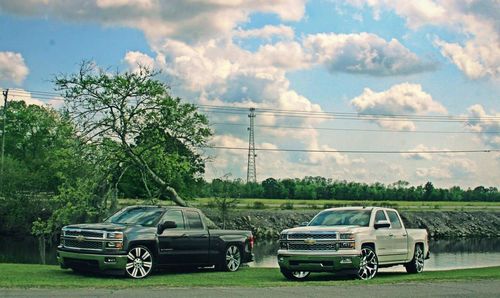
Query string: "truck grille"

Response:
xmin=287 ymin=232 xmax=337 ymax=240
xmin=61 ymin=228 xmax=107 ymax=251
xmin=288 ymin=243 xmax=338 ymax=251
xmin=65 ymin=230 xmax=104 ymax=238
xmin=63 ymin=239 xmax=103 ymax=250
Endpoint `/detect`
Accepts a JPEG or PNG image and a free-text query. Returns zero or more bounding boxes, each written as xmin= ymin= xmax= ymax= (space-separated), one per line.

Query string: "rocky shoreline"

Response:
xmin=202 ymin=209 xmax=500 ymax=240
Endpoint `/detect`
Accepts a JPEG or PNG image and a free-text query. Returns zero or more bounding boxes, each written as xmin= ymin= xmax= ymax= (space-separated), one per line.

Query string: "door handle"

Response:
xmin=402 ymin=233 xmax=407 ymax=236
xmin=389 ymin=234 xmax=394 ymax=237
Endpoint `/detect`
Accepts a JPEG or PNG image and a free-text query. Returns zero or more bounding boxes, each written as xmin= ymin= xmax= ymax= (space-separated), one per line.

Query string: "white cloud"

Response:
xmin=304 ymin=32 xmax=436 ymax=76
xmin=401 ymin=144 xmax=433 ymax=160
xmin=234 ymin=25 xmax=295 ymax=40
xmin=0 ymin=52 xmax=29 ymax=85
xmin=466 ymin=104 xmax=500 ymax=148
xmin=0 ymin=0 xmax=307 ymax=42
xmin=346 ymin=0 xmax=500 ymax=79
xmin=124 ymin=51 xmax=155 ymax=71
xmin=351 ymin=83 xmax=447 ymax=130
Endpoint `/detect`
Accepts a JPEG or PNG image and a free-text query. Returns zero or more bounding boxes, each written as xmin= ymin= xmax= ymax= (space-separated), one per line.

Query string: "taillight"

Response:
xmin=249 ymin=235 xmax=254 ymax=250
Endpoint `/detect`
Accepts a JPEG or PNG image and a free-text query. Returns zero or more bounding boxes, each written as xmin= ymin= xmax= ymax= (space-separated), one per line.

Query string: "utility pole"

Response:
xmin=246 ymin=107 xmax=257 ymax=183
xmin=1 ymin=88 xmax=8 ymax=187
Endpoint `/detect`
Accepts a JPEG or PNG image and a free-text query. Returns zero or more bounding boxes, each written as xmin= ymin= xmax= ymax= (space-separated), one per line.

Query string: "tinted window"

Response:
xmin=162 ymin=210 xmax=185 ymax=230
xmin=185 ymin=211 xmax=204 ymax=229
xmin=105 ymin=206 xmax=163 ymax=227
xmin=387 ymin=211 xmax=402 ymax=229
xmin=309 ymin=210 xmax=371 ymax=227
xmin=374 ymin=210 xmax=387 ymax=222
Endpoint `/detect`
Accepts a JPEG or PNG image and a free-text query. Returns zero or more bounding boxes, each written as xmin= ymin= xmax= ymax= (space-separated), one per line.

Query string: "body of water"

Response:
xmin=0 ymin=236 xmax=499 ymax=271
xmin=249 ymin=238 xmax=500 ymax=271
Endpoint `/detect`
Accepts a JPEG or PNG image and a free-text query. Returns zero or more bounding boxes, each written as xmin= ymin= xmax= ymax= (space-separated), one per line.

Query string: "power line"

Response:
xmin=3 ymin=88 xmax=500 ymax=122
xmin=203 ymin=146 xmax=500 ymax=154
xmin=211 ymin=122 xmax=500 ymax=134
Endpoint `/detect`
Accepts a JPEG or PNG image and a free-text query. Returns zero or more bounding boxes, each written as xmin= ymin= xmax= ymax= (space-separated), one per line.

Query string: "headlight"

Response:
xmin=280 ymin=233 xmax=287 ymax=240
xmin=339 ymin=233 xmax=354 ymax=240
xmin=279 ymin=241 xmax=289 ymax=249
xmin=106 ymin=232 xmax=123 ymax=240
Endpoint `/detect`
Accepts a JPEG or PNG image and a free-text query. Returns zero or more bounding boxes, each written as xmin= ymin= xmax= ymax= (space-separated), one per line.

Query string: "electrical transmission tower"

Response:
xmin=246 ymin=107 xmax=257 ymax=183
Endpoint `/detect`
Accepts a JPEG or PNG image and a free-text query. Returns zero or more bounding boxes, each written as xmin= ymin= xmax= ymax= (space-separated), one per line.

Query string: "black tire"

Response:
xmin=280 ymin=268 xmax=310 ymax=281
xmin=218 ymin=244 xmax=242 ymax=272
xmin=405 ymin=244 xmax=424 ymax=274
xmin=125 ymin=245 xmax=154 ymax=279
xmin=357 ymin=246 xmax=378 ymax=280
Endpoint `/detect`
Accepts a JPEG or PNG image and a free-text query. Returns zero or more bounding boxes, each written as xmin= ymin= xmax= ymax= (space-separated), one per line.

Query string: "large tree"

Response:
xmin=54 ymin=62 xmax=211 ymax=206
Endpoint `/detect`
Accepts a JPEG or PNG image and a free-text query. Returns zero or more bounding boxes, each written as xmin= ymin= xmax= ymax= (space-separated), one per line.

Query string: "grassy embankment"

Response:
xmin=119 ymin=198 xmax=500 ymax=211
xmin=0 ymin=264 xmax=499 ymax=288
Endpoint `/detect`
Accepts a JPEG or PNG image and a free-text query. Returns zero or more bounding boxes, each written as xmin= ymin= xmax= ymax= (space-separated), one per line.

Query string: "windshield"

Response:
xmin=309 ymin=209 xmax=372 ymax=227
xmin=105 ymin=207 xmax=164 ymax=226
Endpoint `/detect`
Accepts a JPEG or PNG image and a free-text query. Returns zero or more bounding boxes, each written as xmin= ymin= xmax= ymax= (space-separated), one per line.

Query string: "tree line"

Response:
xmin=194 ymin=177 xmax=500 ymax=202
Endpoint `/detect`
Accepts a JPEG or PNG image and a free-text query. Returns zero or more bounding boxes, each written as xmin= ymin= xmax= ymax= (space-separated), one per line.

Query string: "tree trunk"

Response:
xmin=38 ymin=236 xmax=46 ymax=265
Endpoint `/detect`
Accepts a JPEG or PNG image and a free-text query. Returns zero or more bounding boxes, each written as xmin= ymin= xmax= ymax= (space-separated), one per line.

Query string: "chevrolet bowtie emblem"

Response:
xmin=304 ymin=238 xmax=316 ymax=245
xmin=76 ymin=235 xmax=85 ymax=242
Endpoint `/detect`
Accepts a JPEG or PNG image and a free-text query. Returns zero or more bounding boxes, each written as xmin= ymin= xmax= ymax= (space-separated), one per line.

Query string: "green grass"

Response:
xmin=0 ymin=264 xmax=499 ymax=288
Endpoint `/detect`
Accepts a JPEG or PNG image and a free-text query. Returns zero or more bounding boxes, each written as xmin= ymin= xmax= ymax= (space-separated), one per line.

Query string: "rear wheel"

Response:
xmin=357 ymin=246 xmax=378 ymax=280
xmin=280 ymin=268 xmax=310 ymax=281
xmin=405 ymin=244 xmax=424 ymax=273
xmin=126 ymin=246 xmax=154 ymax=279
xmin=219 ymin=244 xmax=242 ymax=272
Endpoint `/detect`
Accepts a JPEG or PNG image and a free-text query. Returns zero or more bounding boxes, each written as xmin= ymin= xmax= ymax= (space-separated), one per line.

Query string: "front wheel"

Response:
xmin=126 ymin=246 xmax=154 ymax=279
xmin=357 ymin=246 xmax=378 ymax=280
xmin=280 ymin=268 xmax=310 ymax=281
xmin=405 ymin=245 xmax=424 ymax=273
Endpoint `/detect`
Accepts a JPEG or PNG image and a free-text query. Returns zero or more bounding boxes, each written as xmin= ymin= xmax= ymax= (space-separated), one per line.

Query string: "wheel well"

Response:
xmin=362 ymin=242 xmax=375 ymax=250
xmin=128 ymin=241 xmax=157 ymax=258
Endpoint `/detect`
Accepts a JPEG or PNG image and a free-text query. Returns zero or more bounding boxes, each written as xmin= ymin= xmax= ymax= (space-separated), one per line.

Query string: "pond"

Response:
xmin=249 ymin=238 xmax=500 ymax=271
xmin=0 ymin=236 xmax=499 ymax=271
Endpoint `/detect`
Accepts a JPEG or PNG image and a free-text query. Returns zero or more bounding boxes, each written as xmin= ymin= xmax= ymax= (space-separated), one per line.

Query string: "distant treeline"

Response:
xmin=191 ymin=177 xmax=500 ymax=202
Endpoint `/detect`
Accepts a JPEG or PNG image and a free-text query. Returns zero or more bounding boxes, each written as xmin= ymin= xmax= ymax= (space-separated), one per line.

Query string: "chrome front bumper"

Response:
xmin=277 ymin=250 xmax=361 ymax=272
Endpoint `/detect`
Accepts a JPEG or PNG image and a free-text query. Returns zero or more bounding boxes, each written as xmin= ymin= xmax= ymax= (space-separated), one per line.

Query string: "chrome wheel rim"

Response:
xmin=415 ymin=246 xmax=424 ymax=273
xmin=358 ymin=248 xmax=378 ymax=280
xmin=126 ymin=247 xmax=153 ymax=278
xmin=226 ymin=245 xmax=241 ymax=271
xmin=292 ymin=271 xmax=310 ymax=279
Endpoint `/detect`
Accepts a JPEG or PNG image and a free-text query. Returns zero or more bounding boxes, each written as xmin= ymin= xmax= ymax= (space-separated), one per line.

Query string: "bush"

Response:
xmin=280 ymin=202 xmax=294 ymax=210
xmin=252 ymin=201 xmax=266 ymax=209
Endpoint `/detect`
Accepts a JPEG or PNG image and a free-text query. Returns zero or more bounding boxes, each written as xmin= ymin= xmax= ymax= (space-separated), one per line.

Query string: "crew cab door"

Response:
xmin=385 ymin=210 xmax=408 ymax=262
xmin=157 ymin=209 xmax=210 ymax=265
xmin=157 ymin=209 xmax=191 ymax=265
xmin=373 ymin=210 xmax=393 ymax=263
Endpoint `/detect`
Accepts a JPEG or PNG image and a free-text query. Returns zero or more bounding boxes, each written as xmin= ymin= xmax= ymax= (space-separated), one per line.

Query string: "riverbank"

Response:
xmin=201 ymin=209 xmax=500 ymax=239
xmin=0 ymin=264 xmax=498 ymax=288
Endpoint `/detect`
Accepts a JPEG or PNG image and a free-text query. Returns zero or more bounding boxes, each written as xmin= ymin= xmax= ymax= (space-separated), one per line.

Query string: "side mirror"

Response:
xmin=374 ymin=220 xmax=391 ymax=229
xmin=157 ymin=221 xmax=177 ymax=234
xmin=298 ymin=222 xmax=308 ymax=227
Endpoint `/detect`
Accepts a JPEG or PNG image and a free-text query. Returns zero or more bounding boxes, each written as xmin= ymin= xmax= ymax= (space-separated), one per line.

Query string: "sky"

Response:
xmin=0 ymin=0 xmax=499 ymax=188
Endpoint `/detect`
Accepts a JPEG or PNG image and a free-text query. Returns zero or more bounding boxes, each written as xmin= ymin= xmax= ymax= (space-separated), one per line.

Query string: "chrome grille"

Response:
xmin=288 ymin=243 xmax=338 ymax=251
xmin=65 ymin=230 xmax=104 ymax=238
xmin=63 ymin=239 xmax=103 ymax=250
xmin=287 ymin=233 xmax=337 ymax=240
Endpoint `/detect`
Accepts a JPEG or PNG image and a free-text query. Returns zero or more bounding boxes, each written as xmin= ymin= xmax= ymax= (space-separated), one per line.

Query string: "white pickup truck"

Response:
xmin=277 ymin=207 xmax=429 ymax=280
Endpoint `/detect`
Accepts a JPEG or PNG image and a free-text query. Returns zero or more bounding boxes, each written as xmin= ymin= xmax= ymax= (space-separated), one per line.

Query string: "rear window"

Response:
xmin=185 ymin=211 xmax=204 ymax=230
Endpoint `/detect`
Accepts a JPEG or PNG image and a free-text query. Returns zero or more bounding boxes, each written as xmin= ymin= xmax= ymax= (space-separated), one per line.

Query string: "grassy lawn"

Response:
xmin=119 ymin=198 xmax=500 ymax=211
xmin=0 ymin=264 xmax=499 ymax=288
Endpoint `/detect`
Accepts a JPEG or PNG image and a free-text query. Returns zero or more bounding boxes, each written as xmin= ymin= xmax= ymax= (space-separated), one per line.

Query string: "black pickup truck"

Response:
xmin=57 ymin=206 xmax=254 ymax=278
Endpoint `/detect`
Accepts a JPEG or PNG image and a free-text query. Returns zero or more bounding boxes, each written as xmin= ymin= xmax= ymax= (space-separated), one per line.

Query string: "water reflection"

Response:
xmin=249 ymin=238 xmax=500 ymax=271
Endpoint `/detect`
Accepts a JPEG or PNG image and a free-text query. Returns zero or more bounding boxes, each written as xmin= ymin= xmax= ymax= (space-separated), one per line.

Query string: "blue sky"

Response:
xmin=0 ymin=0 xmax=499 ymax=187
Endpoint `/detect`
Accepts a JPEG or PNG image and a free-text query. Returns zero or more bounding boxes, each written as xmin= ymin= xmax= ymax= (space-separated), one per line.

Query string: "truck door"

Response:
xmin=373 ymin=210 xmax=393 ymax=263
xmin=157 ymin=209 xmax=191 ymax=265
xmin=385 ymin=210 xmax=408 ymax=262
xmin=183 ymin=210 xmax=210 ymax=265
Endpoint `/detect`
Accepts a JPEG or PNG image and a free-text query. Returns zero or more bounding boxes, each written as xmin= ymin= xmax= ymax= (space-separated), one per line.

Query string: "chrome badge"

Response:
xmin=304 ymin=238 xmax=316 ymax=245
xmin=75 ymin=235 xmax=85 ymax=242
